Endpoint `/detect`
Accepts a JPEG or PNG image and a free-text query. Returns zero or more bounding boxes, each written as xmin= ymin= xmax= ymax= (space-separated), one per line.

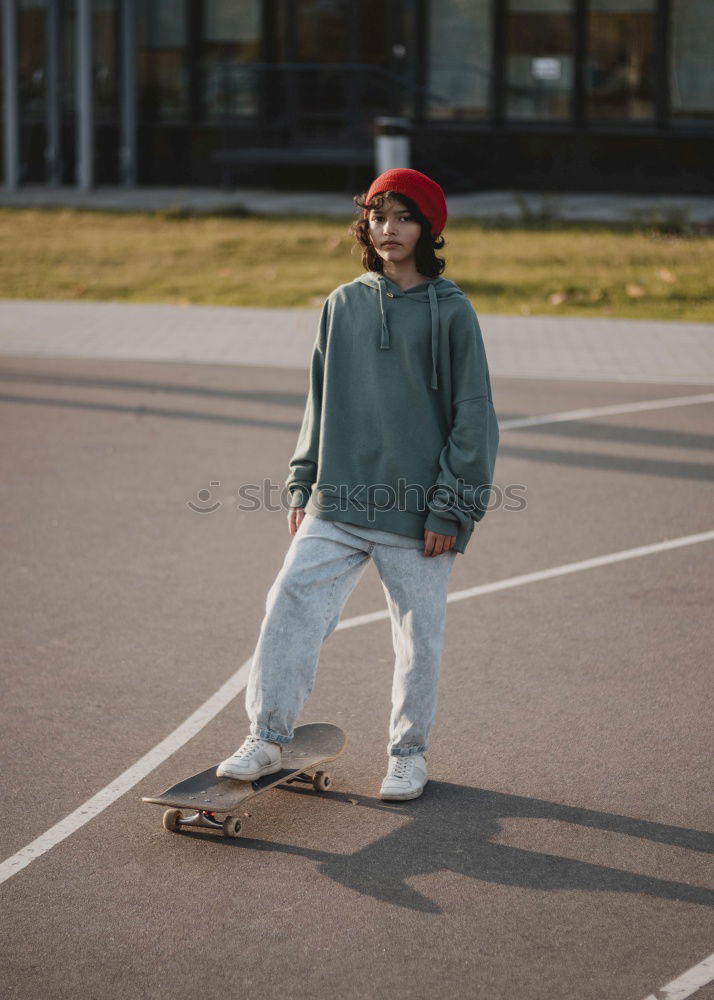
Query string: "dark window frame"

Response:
xmin=428 ymin=0 xmax=710 ymax=134
xmin=137 ymin=0 xmax=712 ymax=135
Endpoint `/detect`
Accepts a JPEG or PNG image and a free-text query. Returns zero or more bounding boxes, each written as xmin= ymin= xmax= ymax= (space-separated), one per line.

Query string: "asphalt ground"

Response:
xmin=1 ymin=354 xmax=712 ymax=1000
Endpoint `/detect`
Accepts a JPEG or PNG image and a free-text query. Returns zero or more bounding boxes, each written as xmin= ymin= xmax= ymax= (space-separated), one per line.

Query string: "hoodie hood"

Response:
xmin=355 ymin=271 xmax=467 ymax=390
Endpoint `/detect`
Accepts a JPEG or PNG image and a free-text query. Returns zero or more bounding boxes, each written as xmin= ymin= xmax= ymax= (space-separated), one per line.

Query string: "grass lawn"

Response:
xmin=1 ymin=207 xmax=712 ymax=321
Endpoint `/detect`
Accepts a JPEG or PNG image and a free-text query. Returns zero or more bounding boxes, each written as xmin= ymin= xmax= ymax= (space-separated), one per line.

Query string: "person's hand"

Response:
xmin=423 ymin=530 xmax=456 ymax=557
xmin=288 ymin=507 xmax=306 ymax=536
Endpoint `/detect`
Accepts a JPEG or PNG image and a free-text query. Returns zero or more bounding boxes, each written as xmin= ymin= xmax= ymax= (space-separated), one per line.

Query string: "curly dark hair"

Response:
xmin=349 ymin=190 xmax=446 ymax=278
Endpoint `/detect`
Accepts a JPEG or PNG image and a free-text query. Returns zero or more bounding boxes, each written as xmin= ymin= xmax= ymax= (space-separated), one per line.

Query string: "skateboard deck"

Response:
xmin=142 ymin=723 xmax=346 ymax=838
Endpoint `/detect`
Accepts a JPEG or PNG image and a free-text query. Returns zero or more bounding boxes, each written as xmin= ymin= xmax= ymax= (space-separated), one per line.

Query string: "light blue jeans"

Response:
xmin=245 ymin=513 xmax=458 ymax=756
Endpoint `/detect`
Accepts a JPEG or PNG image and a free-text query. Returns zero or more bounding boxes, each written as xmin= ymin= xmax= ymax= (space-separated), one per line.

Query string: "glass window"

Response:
xmin=19 ymin=0 xmax=47 ymax=121
xmin=293 ymin=0 xmax=351 ymax=119
xmin=361 ymin=0 xmax=418 ymax=118
xmin=294 ymin=0 xmax=350 ymax=63
xmin=60 ymin=4 xmax=75 ymax=118
xmin=669 ymin=0 xmax=714 ymax=120
xmin=427 ymin=0 xmax=492 ymax=119
xmin=138 ymin=0 xmax=188 ymax=122
xmin=94 ymin=0 xmax=118 ymax=122
xmin=586 ymin=0 xmax=656 ymax=122
xmin=274 ymin=0 xmax=419 ymax=126
xmin=506 ymin=0 xmax=575 ymax=122
xmin=203 ymin=0 xmax=260 ymax=120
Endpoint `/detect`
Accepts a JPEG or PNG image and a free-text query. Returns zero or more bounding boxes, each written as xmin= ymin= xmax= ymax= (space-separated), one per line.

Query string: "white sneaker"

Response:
xmin=379 ymin=754 xmax=428 ymax=801
xmin=216 ymin=736 xmax=283 ymax=781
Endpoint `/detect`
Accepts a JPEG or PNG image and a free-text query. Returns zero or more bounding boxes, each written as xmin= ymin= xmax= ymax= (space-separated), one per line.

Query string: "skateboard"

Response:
xmin=142 ymin=723 xmax=346 ymax=838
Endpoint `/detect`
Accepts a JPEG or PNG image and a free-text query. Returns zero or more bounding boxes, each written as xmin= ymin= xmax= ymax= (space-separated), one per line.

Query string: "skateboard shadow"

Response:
xmin=229 ymin=782 xmax=714 ymax=914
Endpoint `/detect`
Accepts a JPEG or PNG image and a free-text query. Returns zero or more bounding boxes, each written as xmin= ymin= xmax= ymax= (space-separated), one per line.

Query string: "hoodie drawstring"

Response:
xmin=428 ymin=282 xmax=439 ymax=390
xmin=378 ymin=277 xmax=390 ymax=350
xmin=376 ymin=276 xmax=440 ymax=390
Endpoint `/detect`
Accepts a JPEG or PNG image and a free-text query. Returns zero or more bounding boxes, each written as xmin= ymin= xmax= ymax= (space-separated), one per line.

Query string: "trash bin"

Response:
xmin=374 ymin=117 xmax=412 ymax=174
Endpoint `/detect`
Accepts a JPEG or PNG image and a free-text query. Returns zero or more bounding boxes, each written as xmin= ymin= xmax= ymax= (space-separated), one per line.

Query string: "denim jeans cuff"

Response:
xmin=252 ymin=726 xmax=292 ymax=746
xmin=389 ymin=745 xmax=426 ymax=757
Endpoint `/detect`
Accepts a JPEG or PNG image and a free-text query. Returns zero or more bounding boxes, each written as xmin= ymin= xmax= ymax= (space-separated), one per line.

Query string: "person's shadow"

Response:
xmin=231 ymin=782 xmax=714 ymax=913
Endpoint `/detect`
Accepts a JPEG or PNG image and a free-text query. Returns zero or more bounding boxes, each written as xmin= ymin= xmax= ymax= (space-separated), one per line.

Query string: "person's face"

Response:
xmin=367 ymin=196 xmax=422 ymax=267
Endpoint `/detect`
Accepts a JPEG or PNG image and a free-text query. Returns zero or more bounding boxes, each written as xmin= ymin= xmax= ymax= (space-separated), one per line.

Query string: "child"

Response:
xmin=217 ymin=168 xmax=499 ymax=801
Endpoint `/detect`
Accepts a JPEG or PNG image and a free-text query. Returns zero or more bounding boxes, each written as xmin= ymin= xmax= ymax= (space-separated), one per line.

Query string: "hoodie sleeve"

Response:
xmin=284 ymin=300 xmax=329 ymax=509
xmin=424 ymin=305 xmax=500 ymax=538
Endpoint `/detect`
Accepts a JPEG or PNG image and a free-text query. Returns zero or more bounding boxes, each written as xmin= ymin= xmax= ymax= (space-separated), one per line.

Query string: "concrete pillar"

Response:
xmin=2 ymin=0 xmax=20 ymax=190
xmin=76 ymin=0 xmax=94 ymax=190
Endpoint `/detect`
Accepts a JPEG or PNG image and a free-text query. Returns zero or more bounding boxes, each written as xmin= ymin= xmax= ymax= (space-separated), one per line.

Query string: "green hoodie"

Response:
xmin=285 ymin=270 xmax=500 ymax=554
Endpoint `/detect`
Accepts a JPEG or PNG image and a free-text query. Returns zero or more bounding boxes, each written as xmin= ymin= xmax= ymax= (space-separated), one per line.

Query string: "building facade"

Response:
xmin=2 ymin=0 xmax=713 ymax=193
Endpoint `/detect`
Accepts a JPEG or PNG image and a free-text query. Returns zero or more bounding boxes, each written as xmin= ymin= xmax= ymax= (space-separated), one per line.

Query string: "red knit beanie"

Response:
xmin=363 ymin=168 xmax=448 ymax=238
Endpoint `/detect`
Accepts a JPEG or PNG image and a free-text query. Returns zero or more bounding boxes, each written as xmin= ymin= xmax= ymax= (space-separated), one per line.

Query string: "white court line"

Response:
xmin=330 ymin=530 xmax=714 ymax=629
xmin=1 ymin=527 xmax=713 ymax=887
xmin=499 ymin=391 xmax=714 ymax=430
xmin=492 ymin=370 xmax=714 ymax=387
xmin=641 ymin=951 xmax=714 ymax=1000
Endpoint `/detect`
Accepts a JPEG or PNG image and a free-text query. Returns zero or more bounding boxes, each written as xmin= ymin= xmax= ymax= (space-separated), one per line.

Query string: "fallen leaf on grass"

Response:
xmin=656 ymin=268 xmax=676 ymax=282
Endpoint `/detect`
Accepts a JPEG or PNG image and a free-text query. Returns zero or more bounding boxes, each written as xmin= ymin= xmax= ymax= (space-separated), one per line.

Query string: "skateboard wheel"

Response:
xmin=162 ymin=808 xmax=182 ymax=833
xmin=222 ymin=816 xmax=242 ymax=838
xmin=312 ymin=771 xmax=331 ymax=793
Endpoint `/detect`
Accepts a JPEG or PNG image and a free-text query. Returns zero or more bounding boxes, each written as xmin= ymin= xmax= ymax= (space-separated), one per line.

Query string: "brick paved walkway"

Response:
xmin=0 ymin=300 xmax=712 ymax=385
